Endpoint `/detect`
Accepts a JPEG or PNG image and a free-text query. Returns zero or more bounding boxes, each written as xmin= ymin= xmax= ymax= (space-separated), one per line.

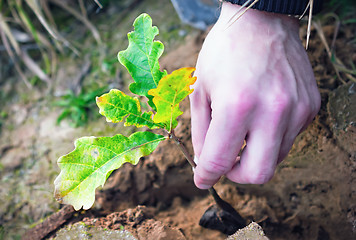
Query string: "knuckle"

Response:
xmin=296 ymin=102 xmax=311 ymax=121
xmin=218 ymin=92 xmax=257 ymax=120
xmin=296 ymin=95 xmax=320 ymax=124
xmin=202 ymin=158 xmax=231 ymax=176
xmin=266 ymin=94 xmax=292 ymax=113
xmin=263 ymin=94 xmax=292 ymax=126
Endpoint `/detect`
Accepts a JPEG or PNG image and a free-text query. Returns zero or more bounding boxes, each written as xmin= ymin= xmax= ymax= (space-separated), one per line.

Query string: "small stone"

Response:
xmin=328 ymin=82 xmax=356 ymax=154
xmin=54 ymin=222 xmax=137 ymax=240
xmin=226 ymin=222 xmax=269 ymax=240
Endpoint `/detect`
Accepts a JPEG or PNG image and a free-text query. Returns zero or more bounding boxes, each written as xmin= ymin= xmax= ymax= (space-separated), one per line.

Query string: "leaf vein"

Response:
xmin=61 ymin=137 xmax=166 ymax=197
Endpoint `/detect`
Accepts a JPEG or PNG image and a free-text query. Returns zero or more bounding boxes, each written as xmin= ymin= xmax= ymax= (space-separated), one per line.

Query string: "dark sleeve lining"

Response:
xmin=223 ymin=0 xmax=324 ymax=15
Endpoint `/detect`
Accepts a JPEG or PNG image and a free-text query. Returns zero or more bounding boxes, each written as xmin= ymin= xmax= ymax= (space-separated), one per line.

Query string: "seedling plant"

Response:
xmin=54 ymin=13 xmax=244 ymax=233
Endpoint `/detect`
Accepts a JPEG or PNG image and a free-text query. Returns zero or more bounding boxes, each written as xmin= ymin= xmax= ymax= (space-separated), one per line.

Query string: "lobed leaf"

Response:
xmin=96 ymin=89 xmax=162 ymax=129
xmin=54 ymin=132 xmax=166 ymax=210
xmin=148 ymin=67 xmax=196 ymax=131
xmin=118 ymin=13 xmax=167 ymax=108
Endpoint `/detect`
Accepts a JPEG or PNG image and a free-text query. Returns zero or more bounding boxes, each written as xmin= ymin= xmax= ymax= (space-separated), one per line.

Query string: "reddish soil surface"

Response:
xmin=27 ymin=17 xmax=355 ymax=240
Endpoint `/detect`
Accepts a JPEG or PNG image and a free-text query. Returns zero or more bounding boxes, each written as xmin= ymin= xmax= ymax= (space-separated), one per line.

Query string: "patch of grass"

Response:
xmin=54 ymin=86 xmax=107 ymax=127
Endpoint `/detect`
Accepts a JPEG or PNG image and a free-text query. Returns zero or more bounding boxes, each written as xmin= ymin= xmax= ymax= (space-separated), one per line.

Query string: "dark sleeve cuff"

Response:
xmin=224 ymin=0 xmax=324 ymax=15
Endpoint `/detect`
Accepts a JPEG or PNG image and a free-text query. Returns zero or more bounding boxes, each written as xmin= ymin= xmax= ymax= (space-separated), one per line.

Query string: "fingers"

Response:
xmin=193 ymin=99 xmax=251 ymax=189
xmin=192 ymin=95 xmax=318 ymax=187
xmin=226 ymin=99 xmax=290 ymax=184
xmin=226 ymin=130 xmax=280 ymax=184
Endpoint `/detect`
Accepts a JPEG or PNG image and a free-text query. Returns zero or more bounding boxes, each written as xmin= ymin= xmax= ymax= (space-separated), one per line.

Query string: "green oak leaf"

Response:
xmin=54 ymin=132 xmax=165 ymax=210
xmin=148 ymin=67 xmax=196 ymax=131
xmin=96 ymin=89 xmax=162 ymax=129
xmin=118 ymin=13 xmax=167 ymax=108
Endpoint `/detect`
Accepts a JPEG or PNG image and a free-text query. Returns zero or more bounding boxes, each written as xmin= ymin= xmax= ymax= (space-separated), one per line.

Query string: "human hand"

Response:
xmin=190 ymin=2 xmax=321 ymax=189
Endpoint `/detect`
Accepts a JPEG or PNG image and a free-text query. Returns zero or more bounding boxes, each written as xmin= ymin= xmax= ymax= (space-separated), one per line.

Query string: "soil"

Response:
xmin=1 ymin=1 xmax=356 ymax=240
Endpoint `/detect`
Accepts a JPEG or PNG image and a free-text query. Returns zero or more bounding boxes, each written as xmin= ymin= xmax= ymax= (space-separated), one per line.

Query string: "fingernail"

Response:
xmin=192 ymin=155 xmax=199 ymax=172
xmin=194 ymin=155 xmax=199 ymax=165
xmin=197 ymin=183 xmax=211 ymax=189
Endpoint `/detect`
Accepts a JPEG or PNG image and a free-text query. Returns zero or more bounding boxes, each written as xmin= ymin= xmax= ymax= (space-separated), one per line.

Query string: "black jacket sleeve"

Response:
xmin=223 ymin=0 xmax=323 ymax=15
